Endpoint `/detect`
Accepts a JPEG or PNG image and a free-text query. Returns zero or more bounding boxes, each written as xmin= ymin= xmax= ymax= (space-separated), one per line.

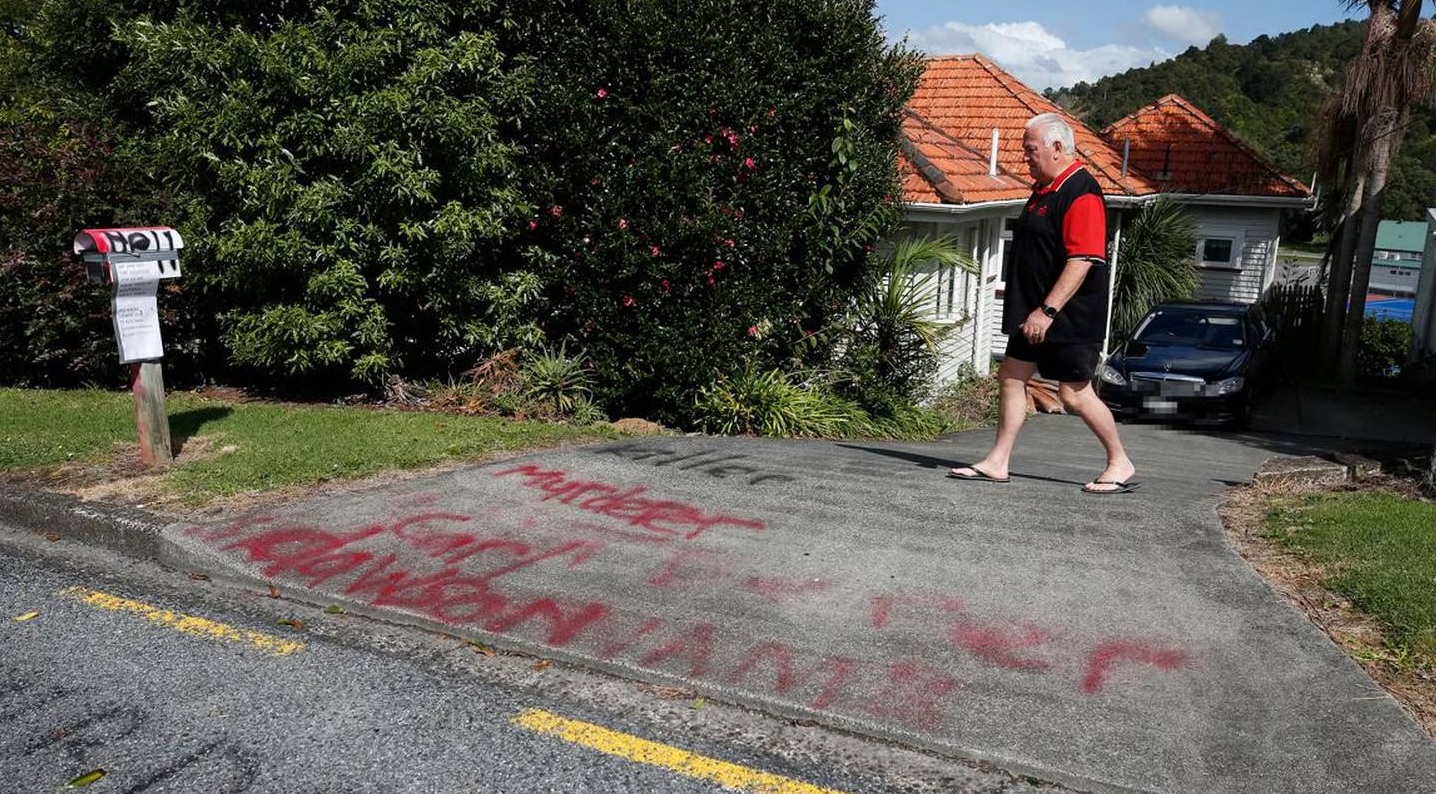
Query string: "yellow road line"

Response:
xmin=513 ymin=708 xmax=849 ymax=794
xmin=58 ymin=586 xmax=305 ymax=657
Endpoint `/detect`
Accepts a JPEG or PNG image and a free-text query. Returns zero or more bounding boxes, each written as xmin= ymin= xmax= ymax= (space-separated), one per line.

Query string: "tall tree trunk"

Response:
xmin=1319 ymin=169 xmax=1366 ymax=370
xmin=1337 ymin=106 xmax=1408 ymax=384
xmin=1427 ymin=438 xmax=1436 ymax=497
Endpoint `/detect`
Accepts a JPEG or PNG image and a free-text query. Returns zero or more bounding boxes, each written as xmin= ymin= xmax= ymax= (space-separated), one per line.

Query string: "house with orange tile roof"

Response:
xmin=898 ymin=55 xmax=1313 ymax=383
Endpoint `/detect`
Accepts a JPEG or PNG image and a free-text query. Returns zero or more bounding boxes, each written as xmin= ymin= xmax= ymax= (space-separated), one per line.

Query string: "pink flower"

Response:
xmin=596 ymin=87 xmax=608 ymax=99
xmin=527 ymin=220 xmax=538 ymax=231
xmin=661 ymin=279 xmax=672 ymax=293
xmin=617 ymin=218 xmax=628 ymax=231
xmin=707 ymin=273 xmax=716 ymax=286
xmin=742 ymin=157 xmax=756 ymax=170
xmin=649 ymin=245 xmax=661 ymax=257
xmin=549 ymin=205 xmax=563 ymax=217
xmin=723 ymin=238 xmax=736 ymax=248
xmin=712 ymin=260 xmax=725 ymax=271
xmin=746 ymin=326 xmax=758 ymax=337
xmin=621 ymin=295 xmax=635 ymax=307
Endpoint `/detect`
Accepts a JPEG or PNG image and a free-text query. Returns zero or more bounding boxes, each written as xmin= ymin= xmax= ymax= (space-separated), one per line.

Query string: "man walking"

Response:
xmin=948 ymin=112 xmax=1138 ymax=494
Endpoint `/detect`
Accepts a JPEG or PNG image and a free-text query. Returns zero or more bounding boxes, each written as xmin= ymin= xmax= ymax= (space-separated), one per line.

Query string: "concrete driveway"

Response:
xmin=145 ymin=409 xmax=1436 ymax=793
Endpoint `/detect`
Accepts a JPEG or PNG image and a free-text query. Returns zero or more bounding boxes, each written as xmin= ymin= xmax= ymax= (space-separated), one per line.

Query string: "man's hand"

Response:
xmin=1022 ymin=309 xmax=1055 ymax=343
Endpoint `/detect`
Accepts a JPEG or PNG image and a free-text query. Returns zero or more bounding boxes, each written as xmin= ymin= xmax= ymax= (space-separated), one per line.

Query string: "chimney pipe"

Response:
xmin=989 ymin=128 xmax=999 ymax=176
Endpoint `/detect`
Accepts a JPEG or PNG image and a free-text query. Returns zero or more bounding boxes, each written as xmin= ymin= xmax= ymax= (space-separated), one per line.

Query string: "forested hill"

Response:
xmin=1045 ymin=20 xmax=1436 ymax=221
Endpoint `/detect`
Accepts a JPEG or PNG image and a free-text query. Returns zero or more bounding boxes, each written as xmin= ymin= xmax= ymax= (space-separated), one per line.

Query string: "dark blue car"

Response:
xmin=1096 ymin=301 xmax=1274 ymax=427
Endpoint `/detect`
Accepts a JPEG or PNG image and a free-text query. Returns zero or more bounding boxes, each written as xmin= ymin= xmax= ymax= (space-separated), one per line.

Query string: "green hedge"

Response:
xmin=3 ymin=0 xmax=920 ymax=427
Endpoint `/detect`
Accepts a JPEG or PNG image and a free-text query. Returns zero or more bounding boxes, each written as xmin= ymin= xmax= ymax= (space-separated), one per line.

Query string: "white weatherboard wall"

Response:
xmin=1187 ymin=206 xmax=1282 ymax=304
xmin=898 ymin=208 xmax=1014 ymax=388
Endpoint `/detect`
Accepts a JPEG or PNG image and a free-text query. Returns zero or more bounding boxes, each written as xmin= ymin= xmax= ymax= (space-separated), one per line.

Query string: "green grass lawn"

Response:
xmin=0 ymin=387 xmax=615 ymax=504
xmin=1265 ymin=490 xmax=1436 ymax=661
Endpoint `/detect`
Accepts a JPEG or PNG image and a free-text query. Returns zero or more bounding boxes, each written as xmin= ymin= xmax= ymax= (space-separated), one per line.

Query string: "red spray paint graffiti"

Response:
xmin=183 ymin=465 xmax=1194 ymax=735
xmin=494 ymin=464 xmax=766 ymax=540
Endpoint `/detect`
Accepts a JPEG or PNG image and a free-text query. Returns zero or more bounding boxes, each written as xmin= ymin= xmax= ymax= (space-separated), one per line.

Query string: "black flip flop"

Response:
xmin=1081 ymin=479 xmax=1141 ymax=494
xmin=947 ymin=466 xmax=1010 ymax=483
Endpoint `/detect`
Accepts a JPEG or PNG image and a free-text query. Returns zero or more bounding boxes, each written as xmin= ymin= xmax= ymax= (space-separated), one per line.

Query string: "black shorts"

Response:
xmin=1004 ymin=335 xmax=1101 ymax=383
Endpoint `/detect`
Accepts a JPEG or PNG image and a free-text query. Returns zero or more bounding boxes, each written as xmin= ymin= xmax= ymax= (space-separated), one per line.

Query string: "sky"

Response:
xmin=874 ymin=1 xmax=1365 ymax=92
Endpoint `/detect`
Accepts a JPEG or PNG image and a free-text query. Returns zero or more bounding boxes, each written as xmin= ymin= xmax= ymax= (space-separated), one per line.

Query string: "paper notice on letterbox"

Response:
xmin=111 ymin=258 xmax=180 ymax=283
xmin=113 ymin=281 xmax=164 ymax=362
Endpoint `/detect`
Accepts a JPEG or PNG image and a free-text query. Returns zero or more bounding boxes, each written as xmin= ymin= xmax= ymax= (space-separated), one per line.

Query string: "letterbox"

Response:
xmin=73 ymin=227 xmax=184 ymax=364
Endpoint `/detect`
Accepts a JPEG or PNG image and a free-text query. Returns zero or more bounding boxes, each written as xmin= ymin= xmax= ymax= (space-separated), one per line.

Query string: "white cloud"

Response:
xmin=1142 ymin=5 xmax=1223 ymax=46
xmin=904 ymin=20 xmax=1171 ymax=91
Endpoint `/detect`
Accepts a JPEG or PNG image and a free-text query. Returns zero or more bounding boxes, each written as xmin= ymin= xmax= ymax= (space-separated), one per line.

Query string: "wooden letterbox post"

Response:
xmin=73 ymin=227 xmax=185 ymax=468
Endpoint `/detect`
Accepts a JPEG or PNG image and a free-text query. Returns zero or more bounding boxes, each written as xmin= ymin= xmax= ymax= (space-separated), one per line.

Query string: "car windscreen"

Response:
xmin=1131 ymin=311 xmax=1247 ymax=349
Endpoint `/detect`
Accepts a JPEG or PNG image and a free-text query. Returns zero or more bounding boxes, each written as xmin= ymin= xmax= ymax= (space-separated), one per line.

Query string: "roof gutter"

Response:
xmin=903 ymin=199 xmax=1029 ymax=218
xmin=1160 ymin=193 xmax=1315 ymax=209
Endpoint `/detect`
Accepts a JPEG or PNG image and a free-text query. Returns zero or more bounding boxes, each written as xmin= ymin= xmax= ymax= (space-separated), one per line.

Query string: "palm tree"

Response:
xmin=1312 ymin=0 xmax=1436 ymax=384
xmin=1110 ymin=196 xmax=1201 ymax=341
xmin=841 ymin=235 xmax=977 ymax=405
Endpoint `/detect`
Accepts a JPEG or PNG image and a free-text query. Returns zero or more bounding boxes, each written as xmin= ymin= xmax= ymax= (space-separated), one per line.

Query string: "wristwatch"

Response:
xmin=1039 ymin=303 xmax=1059 ymax=318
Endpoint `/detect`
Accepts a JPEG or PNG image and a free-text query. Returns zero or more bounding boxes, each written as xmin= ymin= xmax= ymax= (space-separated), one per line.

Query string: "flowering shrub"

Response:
xmin=502 ymin=0 xmax=921 ymax=424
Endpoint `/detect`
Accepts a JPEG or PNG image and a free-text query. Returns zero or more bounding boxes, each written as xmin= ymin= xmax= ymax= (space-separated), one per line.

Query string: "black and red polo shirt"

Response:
xmin=1003 ymin=161 xmax=1109 ymax=344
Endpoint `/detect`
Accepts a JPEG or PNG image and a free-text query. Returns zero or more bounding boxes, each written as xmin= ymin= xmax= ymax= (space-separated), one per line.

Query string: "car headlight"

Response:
xmin=1096 ymin=362 xmax=1126 ymax=386
xmin=1210 ymin=376 xmax=1245 ymax=396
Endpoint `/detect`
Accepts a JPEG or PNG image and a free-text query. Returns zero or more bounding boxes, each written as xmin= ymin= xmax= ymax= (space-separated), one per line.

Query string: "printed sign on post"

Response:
xmin=73 ymin=227 xmax=185 ymax=364
xmin=112 ymin=280 xmax=164 ymax=363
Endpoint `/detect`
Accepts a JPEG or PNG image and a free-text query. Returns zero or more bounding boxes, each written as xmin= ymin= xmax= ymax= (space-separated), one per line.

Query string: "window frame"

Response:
xmin=1195 ymin=228 xmax=1245 ymax=271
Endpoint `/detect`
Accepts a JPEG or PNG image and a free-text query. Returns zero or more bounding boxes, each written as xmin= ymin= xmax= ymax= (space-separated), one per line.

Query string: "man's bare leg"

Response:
xmin=950 ymin=357 xmax=1038 ymax=481
xmin=1059 ymin=380 xmax=1136 ymax=489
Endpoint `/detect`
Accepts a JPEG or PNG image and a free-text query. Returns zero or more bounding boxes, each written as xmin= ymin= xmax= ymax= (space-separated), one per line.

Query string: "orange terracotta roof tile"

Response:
xmin=900 ymin=111 xmax=1030 ymax=203
xmin=1100 ymin=95 xmax=1310 ymax=198
xmin=902 ymin=54 xmax=1156 ymax=206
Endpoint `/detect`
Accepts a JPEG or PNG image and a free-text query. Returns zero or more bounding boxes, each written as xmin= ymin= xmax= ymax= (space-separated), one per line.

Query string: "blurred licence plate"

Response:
xmin=1158 ymin=380 xmax=1201 ymax=396
xmin=1143 ymin=397 xmax=1178 ymax=414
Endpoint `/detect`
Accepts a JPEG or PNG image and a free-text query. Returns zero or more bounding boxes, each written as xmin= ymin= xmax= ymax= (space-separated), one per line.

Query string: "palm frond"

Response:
xmin=1112 ymin=197 xmax=1200 ymax=339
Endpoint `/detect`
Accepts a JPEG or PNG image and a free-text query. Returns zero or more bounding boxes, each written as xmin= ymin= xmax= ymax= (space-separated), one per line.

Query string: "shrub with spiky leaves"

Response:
xmin=521 ymin=343 xmax=592 ymax=419
xmin=834 ymin=235 xmax=976 ymax=413
xmin=1111 ymin=196 xmax=1201 ymax=340
xmin=694 ymin=365 xmax=855 ymax=438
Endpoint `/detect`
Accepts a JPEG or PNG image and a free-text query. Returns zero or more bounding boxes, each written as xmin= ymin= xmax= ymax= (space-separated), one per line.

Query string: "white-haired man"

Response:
xmin=948 ymin=112 xmax=1138 ymax=494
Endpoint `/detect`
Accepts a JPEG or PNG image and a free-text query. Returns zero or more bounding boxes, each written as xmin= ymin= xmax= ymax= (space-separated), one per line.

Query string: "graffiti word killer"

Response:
xmin=597 ymin=443 xmax=797 ymax=486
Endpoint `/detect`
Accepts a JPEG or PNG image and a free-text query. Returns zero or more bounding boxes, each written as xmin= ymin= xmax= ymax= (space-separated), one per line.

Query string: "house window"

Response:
xmin=1198 ymin=236 xmax=1239 ymax=268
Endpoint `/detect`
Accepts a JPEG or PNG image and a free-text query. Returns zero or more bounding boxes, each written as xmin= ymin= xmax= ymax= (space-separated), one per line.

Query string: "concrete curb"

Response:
xmin=0 ymin=482 xmax=167 ymax=560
